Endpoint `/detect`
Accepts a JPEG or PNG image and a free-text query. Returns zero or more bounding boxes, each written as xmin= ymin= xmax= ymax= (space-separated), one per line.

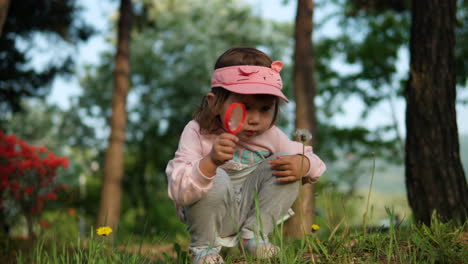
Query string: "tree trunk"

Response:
xmin=0 ymin=0 xmax=10 ymax=37
xmin=284 ymin=0 xmax=318 ymax=238
xmin=405 ymin=0 xmax=468 ymax=225
xmin=25 ymin=213 xmax=35 ymax=240
xmin=0 ymin=210 xmax=9 ymax=236
xmin=97 ymin=0 xmax=132 ymax=238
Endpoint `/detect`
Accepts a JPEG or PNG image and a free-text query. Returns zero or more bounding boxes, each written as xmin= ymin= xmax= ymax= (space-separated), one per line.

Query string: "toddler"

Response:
xmin=166 ymin=47 xmax=326 ymax=264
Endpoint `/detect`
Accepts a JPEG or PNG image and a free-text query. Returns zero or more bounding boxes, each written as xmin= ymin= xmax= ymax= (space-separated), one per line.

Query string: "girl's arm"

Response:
xmin=272 ymin=127 xmax=326 ymax=183
xmin=165 ymin=121 xmax=216 ymax=206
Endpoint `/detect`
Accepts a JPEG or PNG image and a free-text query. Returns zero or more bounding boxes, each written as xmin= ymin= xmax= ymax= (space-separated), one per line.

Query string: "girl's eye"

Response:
xmin=261 ymin=106 xmax=272 ymax=112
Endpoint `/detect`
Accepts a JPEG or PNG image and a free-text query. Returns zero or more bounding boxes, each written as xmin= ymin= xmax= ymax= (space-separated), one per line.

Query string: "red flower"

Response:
xmin=10 ymin=181 xmax=19 ymax=190
xmin=39 ymin=220 xmax=51 ymax=228
xmin=1 ymin=180 xmax=9 ymax=189
xmin=38 ymin=146 xmax=47 ymax=153
xmin=67 ymin=208 xmax=76 ymax=216
xmin=31 ymin=159 xmax=41 ymax=169
xmin=0 ymin=147 xmax=16 ymax=158
xmin=23 ymin=187 xmax=34 ymax=194
xmin=35 ymin=200 xmax=44 ymax=210
xmin=4 ymin=134 xmax=18 ymax=145
xmin=46 ymin=152 xmax=55 ymax=160
xmin=38 ymin=167 xmax=47 ymax=176
xmin=0 ymin=132 xmax=69 ymax=229
xmin=43 ymin=193 xmax=57 ymax=200
xmin=0 ymin=165 xmax=15 ymax=178
xmin=61 ymin=157 xmax=69 ymax=169
xmin=18 ymin=160 xmax=31 ymax=170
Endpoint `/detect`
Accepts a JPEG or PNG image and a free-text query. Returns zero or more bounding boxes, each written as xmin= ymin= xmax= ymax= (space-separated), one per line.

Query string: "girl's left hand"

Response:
xmin=269 ymin=155 xmax=310 ymax=183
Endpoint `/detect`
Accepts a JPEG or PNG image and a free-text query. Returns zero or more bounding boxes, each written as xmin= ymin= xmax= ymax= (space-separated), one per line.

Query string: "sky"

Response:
xmin=46 ymin=0 xmax=468 ymax=135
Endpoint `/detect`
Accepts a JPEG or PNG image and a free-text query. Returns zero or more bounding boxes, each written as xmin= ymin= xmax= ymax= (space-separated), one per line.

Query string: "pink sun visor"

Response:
xmin=211 ymin=60 xmax=288 ymax=102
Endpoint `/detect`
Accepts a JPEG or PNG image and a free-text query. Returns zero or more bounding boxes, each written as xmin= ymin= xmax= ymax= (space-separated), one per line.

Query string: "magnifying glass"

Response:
xmin=224 ymin=102 xmax=246 ymax=134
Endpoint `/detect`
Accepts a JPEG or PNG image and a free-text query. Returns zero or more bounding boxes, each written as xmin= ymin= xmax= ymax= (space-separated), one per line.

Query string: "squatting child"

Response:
xmin=166 ymin=47 xmax=326 ymax=264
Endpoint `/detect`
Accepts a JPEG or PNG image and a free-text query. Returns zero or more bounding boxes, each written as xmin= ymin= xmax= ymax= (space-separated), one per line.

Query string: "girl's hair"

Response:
xmin=193 ymin=47 xmax=281 ymax=134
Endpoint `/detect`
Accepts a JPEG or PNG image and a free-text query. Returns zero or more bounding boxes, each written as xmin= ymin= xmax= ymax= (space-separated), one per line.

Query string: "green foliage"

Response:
xmin=310 ymin=1 xmax=411 ymax=190
xmin=0 ymin=0 xmax=94 ymax=120
xmin=314 ymin=0 xmax=467 ymax=193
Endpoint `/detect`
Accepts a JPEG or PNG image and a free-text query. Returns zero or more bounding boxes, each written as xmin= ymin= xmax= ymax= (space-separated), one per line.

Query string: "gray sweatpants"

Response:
xmin=184 ymin=154 xmax=300 ymax=254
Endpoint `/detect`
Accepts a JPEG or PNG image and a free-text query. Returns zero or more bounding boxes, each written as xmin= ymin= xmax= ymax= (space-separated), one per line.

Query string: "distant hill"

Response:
xmin=460 ymin=133 xmax=468 ymax=176
xmin=356 ymin=133 xmax=468 ymax=195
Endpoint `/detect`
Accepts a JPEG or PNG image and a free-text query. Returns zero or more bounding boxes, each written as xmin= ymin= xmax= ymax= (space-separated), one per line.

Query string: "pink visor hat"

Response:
xmin=211 ymin=60 xmax=289 ymax=102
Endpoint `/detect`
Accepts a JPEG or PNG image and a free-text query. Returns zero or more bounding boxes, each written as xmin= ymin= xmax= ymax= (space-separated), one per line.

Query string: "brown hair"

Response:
xmin=193 ymin=47 xmax=282 ymax=134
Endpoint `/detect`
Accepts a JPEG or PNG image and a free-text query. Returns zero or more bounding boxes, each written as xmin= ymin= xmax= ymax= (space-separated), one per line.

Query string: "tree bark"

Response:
xmin=97 ymin=0 xmax=132 ymax=238
xmin=405 ymin=0 xmax=468 ymax=225
xmin=0 ymin=0 xmax=10 ymax=37
xmin=284 ymin=0 xmax=318 ymax=238
xmin=25 ymin=213 xmax=35 ymax=240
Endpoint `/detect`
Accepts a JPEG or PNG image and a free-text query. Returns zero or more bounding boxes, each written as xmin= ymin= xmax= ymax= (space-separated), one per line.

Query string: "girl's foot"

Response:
xmin=243 ymin=238 xmax=280 ymax=259
xmin=193 ymin=248 xmax=224 ymax=264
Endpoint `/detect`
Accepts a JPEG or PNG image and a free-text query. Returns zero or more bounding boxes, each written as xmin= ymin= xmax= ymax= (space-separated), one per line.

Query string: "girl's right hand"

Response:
xmin=209 ymin=133 xmax=239 ymax=166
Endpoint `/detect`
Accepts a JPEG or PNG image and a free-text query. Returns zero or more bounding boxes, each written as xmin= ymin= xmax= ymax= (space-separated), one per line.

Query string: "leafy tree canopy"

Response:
xmin=315 ymin=0 xmax=467 ymax=165
xmin=0 ymin=0 xmax=94 ymax=121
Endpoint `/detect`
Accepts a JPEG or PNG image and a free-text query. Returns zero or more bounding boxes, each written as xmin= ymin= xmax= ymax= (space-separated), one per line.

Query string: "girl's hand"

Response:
xmin=209 ymin=133 xmax=239 ymax=166
xmin=269 ymin=155 xmax=310 ymax=183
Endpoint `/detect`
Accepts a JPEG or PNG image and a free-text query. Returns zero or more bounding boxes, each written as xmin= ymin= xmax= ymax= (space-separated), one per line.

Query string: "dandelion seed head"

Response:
xmin=294 ymin=129 xmax=312 ymax=143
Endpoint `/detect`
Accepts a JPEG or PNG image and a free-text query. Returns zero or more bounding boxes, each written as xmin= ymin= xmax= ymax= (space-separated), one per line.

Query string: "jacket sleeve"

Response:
xmin=274 ymin=128 xmax=326 ymax=183
xmin=165 ymin=122 xmax=214 ymax=206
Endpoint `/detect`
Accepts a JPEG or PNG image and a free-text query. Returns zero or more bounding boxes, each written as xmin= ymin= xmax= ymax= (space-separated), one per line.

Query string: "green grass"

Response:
xmin=1 ymin=160 xmax=466 ymax=264
xmin=1 ymin=212 xmax=466 ymax=264
xmin=1 ymin=187 xmax=466 ymax=263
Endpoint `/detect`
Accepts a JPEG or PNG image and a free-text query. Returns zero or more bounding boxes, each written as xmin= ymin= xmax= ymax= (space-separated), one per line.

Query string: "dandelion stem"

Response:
xmin=363 ymin=152 xmax=376 ymax=233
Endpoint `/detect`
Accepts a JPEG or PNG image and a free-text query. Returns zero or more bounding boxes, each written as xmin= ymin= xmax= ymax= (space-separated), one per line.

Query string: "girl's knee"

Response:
xmin=197 ymin=170 xmax=232 ymax=204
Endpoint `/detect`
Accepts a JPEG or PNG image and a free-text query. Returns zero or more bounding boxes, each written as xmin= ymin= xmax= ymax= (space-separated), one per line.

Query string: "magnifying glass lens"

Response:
xmin=228 ymin=105 xmax=244 ymax=131
xmin=224 ymin=102 xmax=246 ymax=134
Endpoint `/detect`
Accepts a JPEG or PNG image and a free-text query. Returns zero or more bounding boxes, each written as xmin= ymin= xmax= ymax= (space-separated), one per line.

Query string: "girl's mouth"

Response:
xmin=244 ymin=130 xmax=256 ymax=136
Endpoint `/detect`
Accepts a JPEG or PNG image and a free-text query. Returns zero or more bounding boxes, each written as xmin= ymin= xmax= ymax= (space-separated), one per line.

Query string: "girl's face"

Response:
xmin=220 ymin=93 xmax=276 ymax=140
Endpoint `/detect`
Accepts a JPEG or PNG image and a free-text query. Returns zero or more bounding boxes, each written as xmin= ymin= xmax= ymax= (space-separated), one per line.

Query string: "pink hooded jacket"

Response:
xmin=166 ymin=120 xmax=326 ymax=207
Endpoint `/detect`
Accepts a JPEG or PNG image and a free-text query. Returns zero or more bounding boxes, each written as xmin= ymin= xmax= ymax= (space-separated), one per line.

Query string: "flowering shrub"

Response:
xmin=0 ymin=131 xmax=69 ymax=237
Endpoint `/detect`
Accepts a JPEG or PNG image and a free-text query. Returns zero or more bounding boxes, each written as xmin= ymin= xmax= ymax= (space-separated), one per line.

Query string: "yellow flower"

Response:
xmin=311 ymin=224 xmax=320 ymax=232
xmin=96 ymin=226 xmax=112 ymax=236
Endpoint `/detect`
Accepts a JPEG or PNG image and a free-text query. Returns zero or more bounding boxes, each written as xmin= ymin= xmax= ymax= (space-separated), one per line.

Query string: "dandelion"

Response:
xmin=311 ymin=224 xmax=320 ymax=232
xmin=96 ymin=226 xmax=112 ymax=236
xmin=294 ymin=129 xmax=312 ymax=143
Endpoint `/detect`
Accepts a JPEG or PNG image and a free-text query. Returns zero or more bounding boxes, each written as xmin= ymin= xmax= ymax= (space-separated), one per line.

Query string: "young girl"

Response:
xmin=166 ymin=47 xmax=326 ymax=264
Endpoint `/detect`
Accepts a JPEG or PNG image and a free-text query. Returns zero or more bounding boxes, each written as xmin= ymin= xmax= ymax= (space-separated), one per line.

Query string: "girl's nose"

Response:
xmin=247 ymin=111 xmax=260 ymax=125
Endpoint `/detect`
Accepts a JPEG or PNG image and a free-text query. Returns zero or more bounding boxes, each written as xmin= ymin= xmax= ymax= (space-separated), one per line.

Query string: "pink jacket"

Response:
xmin=166 ymin=120 xmax=326 ymax=206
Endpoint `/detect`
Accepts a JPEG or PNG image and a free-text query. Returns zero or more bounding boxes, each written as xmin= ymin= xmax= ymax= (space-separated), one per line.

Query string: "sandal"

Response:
xmin=243 ymin=238 xmax=280 ymax=259
xmin=193 ymin=248 xmax=224 ymax=264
